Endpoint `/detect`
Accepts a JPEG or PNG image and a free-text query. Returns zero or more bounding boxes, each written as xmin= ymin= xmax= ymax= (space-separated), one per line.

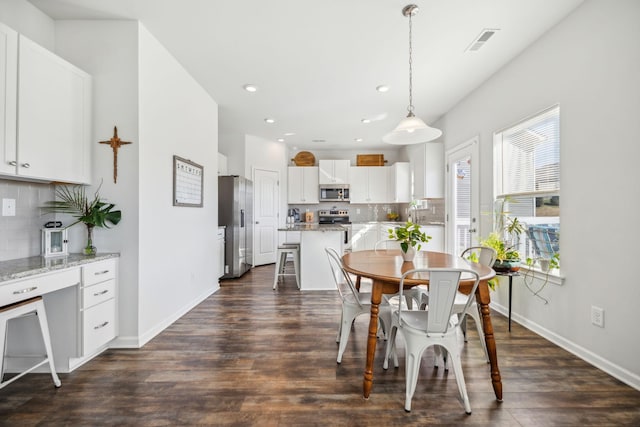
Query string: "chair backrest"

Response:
xmin=325 ymin=247 xmax=362 ymax=307
xmin=374 ymin=239 xmax=401 ymax=251
xmin=397 ymin=268 xmax=480 ymax=334
xmin=461 ymin=246 xmax=497 ymax=267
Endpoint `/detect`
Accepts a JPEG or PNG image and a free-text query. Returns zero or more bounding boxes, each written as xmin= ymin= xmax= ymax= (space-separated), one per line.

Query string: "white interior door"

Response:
xmin=253 ymin=168 xmax=279 ymax=266
xmin=446 ymin=137 xmax=479 ymax=256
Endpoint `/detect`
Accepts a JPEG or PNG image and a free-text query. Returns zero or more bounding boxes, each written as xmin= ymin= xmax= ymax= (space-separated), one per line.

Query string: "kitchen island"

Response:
xmin=278 ymin=224 xmax=344 ymax=290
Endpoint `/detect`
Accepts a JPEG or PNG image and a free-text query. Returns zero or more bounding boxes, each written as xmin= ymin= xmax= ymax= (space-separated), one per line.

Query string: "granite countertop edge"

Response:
xmin=0 ymin=253 xmax=120 ymax=283
xmin=278 ymin=224 xmax=346 ymax=232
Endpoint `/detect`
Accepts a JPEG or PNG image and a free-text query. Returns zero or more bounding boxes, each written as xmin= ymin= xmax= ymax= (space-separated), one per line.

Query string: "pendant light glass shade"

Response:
xmin=384 ymin=4 xmax=442 ymax=145
xmin=382 ymin=112 xmax=442 ymax=144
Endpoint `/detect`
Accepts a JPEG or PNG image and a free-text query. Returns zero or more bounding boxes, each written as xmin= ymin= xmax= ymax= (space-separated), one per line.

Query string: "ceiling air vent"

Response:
xmin=465 ymin=28 xmax=499 ymax=52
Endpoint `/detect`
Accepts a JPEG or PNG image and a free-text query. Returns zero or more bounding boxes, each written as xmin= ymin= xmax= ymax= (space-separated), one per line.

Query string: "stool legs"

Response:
xmin=273 ymin=247 xmax=300 ymax=290
xmin=0 ymin=297 xmax=61 ymax=389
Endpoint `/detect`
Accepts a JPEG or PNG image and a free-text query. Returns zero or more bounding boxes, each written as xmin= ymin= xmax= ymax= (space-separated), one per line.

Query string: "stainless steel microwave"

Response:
xmin=319 ymin=185 xmax=350 ymax=202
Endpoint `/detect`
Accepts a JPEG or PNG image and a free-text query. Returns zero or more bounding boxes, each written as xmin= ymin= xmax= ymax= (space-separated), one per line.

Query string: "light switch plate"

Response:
xmin=2 ymin=198 xmax=16 ymax=216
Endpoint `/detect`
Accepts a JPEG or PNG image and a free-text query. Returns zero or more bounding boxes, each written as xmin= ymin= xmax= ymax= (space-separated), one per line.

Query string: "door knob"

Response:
xmin=468 ymin=228 xmax=477 ymax=233
xmin=255 ymin=221 xmax=260 ymax=224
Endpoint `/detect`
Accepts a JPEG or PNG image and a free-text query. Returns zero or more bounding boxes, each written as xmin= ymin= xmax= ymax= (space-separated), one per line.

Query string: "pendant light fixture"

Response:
xmin=383 ymin=4 xmax=442 ymax=145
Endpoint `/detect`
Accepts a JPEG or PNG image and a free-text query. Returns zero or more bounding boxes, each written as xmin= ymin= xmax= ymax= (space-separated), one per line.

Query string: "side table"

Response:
xmin=496 ymin=270 xmax=520 ymax=332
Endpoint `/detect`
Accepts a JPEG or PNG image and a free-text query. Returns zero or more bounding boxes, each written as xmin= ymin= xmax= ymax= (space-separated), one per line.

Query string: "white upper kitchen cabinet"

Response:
xmin=350 ymin=166 xmax=388 ymax=203
xmin=288 ymin=166 xmax=319 ymax=204
xmin=388 ymin=162 xmax=411 ymax=203
xmin=318 ymin=159 xmax=350 ymax=184
xmin=408 ymin=143 xmax=444 ymax=199
xmin=17 ymin=35 xmax=92 ymax=184
xmin=0 ymin=22 xmax=18 ymax=176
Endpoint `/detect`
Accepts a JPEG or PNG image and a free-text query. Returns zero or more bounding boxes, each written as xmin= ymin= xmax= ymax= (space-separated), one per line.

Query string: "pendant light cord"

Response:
xmin=407 ymin=10 xmax=414 ymax=116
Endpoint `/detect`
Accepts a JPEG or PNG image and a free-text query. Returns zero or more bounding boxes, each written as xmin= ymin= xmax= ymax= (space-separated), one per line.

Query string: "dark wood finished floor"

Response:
xmin=1 ymin=264 xmax=639 ymax=426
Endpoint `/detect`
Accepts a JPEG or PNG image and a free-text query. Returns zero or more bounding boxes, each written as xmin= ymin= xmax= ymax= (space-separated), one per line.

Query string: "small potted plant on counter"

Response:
xmin=43 ymin=184 xmax=121 ymax=255
xmin=387 ymin=220 xmax=431 ymax=262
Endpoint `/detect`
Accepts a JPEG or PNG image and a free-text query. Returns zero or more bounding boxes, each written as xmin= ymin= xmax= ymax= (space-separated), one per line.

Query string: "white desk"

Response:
xmin=0 ymin=253 xmax=119 ymax=372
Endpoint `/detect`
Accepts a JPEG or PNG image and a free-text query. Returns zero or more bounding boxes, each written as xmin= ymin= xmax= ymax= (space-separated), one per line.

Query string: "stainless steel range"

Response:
xmin=318 ymin=209 xmax=350 ymax=245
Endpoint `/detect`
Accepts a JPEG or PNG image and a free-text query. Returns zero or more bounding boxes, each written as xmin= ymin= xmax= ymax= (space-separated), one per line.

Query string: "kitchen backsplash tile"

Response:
xmin=0 ymin=180 xmax=56 ymax=261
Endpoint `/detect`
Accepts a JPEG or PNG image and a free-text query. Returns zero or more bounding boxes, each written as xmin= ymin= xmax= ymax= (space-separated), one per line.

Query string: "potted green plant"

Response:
xmin=480 ymin=198 xmax=525 ymax=272
xmin=387 ymin=220 xmax=431 ymax=262
xmin=43 ymin=184 xmax=121 ymax=255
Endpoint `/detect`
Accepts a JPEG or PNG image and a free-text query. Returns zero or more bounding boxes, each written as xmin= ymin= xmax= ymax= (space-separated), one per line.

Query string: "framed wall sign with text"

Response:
xmin=173 ymin=155 xmax=203 ymax=207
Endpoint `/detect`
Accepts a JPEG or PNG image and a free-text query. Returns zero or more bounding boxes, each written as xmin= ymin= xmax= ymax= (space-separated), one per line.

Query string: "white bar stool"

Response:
xmin=273 ymin=244 xmax=300 ymax=289
xmin=0 ymin=296 xmax=61 ymax=389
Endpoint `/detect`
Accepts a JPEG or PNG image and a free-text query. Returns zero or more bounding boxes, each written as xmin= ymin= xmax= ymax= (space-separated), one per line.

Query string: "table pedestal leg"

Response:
xmin=508 ymin=276 xmax=513 ymax=332
xmin=477 ymin=280 xmax=503 ymax=401
xmin=363 ymin=279 xmax=382 ymax=399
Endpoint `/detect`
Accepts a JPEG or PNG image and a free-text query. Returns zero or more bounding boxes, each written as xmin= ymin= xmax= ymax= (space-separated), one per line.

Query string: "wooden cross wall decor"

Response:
xmin=99 ymin=126 xmax=132 ymax=183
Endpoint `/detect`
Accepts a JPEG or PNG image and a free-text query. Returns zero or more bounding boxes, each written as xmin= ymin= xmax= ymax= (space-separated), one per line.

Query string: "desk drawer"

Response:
xmin=83 ymin=298 xmax=116 ymax=355
xmin=82 ymin=279 xmax=115 ymax=309
xmin=82 ymin=259 xmax=116 ymax=286
xmin=0 ymin=269 xmax=80 ymax=307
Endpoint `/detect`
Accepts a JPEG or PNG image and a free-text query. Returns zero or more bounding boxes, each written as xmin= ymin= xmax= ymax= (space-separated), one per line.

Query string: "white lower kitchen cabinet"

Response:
xmin=350 ymin=223 xmax=379 ymax=251
xmin=80 ymin=259 xmax=117 ymax=357
xmin=419 ymin=225 xmax=445 ymax=252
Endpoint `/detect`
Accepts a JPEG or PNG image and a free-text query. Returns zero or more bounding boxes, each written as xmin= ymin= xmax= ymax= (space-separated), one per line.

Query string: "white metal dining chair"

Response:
xmin=374 ymin=239 xmax=422 ymax=311
xmin=325 ymin=247 xmax=392 ymax=363
xmin=383 ymin=268 xmax=480 ymax=414
xmin=457 ymin=246 xmax=497 ymax=362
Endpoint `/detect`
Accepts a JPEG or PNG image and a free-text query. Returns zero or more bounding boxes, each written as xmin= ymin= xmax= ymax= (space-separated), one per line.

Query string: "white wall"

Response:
xmin=245 ymin=134 xmax=288 ymax=227
xmin=54 ymin=20 xmax=141 ymax=343
xmin=137 ymin=25 xmax=219 ymax=344
xmin=218 ymin=131 xmax=245 ymax=176
xmin=437 ymin=0 xmax=640 ymax=388
xmin=54 ymin=20 xmax=219 ymax=347
xmin=0 ymin=0 xmax=55 ymax=50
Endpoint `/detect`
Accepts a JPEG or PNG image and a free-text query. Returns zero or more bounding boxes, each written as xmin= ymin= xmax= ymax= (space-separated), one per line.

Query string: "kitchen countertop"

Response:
xmin=278 ymin=224 xmax=346 ymax=232
xmin=0 ymin=253 xmax=120 ymax=282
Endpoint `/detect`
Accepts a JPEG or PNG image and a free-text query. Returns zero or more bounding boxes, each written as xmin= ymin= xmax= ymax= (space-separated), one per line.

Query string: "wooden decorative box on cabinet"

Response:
xmin=80 ymin=259 xmax=117 ymax=356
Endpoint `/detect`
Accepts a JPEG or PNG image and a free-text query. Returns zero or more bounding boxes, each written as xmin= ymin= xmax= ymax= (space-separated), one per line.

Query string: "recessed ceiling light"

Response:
xmin=277 ymin=138 xmax=285 ymax=142
xmin=361 ymin=118 xmax=371 ymax=124
xmin=354 ymin=138 xmax=363 ymax=142
xmin=243 ymin=84 xmax=258 ymax=92
xmin=264 ymin=118 xmax=275 ymax=124
xmin=312 ymin=139 xmax=326 ymax=143
xmin=284 ymin=132 xmax=295 ymax=136
xmin=376 ymin=85 xmax=389 ymax=93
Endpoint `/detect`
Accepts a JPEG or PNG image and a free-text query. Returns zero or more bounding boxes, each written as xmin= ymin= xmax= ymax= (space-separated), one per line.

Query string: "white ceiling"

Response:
xmin=29 ymin=0 xmax=584 ymax=150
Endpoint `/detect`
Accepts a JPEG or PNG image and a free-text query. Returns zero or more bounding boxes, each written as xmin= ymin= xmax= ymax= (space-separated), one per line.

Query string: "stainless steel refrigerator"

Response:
xmin=218 ymin=175 xmax=253 ymax=278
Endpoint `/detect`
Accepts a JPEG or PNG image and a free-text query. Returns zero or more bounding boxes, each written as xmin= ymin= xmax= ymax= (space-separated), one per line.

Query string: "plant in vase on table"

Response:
xmin=43 ymin=184 xmax=121 ymax=255
xmin=387 ymin=221 xmax=431 ymax=262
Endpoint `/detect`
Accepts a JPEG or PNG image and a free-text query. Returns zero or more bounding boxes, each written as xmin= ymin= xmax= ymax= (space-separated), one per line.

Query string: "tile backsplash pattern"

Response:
xmin=0 ymin=180 xmax=56 ymax=261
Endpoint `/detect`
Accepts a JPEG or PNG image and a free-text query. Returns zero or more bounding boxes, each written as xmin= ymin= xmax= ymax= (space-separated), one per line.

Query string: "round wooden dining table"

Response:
xmin=341 ymin=249 xmax=502 ymax=401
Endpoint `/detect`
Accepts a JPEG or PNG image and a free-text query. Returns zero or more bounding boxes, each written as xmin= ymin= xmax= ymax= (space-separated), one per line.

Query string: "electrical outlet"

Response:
xmin=356 ymin=208 xmax=361 ymax=214
xmin=2 ymin=198 xmax=16 ymax=216
xmin=591 ymin=306 xmax=604 ymax=328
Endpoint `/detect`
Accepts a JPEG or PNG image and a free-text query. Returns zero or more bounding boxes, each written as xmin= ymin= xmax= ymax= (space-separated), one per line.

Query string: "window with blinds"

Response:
xmin=494 ymin=105 xmax=560 ymax=268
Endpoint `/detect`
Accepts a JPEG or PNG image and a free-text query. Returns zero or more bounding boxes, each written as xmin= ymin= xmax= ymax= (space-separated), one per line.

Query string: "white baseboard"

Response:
xmin=110 ymin=286 xmax=219 ymax=349
xmin=491 ymin=302 xmax=640 ymax=391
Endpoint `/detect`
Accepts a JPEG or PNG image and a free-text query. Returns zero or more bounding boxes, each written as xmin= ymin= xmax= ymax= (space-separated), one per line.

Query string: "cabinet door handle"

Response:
xmin=21 ymin=162 xmax=30 ymax=168
xmin=8 ymin=160 xmax=17 ymax=166
xmin=93 ymin=289 xmax=109 ymax=296
xmin=94 ymin=270 xmax=110 ymax=275
xmin=13 ymin=286 xmax=37 ymax=294
xmin=94 ymin=321 xmax=109 ymax=330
